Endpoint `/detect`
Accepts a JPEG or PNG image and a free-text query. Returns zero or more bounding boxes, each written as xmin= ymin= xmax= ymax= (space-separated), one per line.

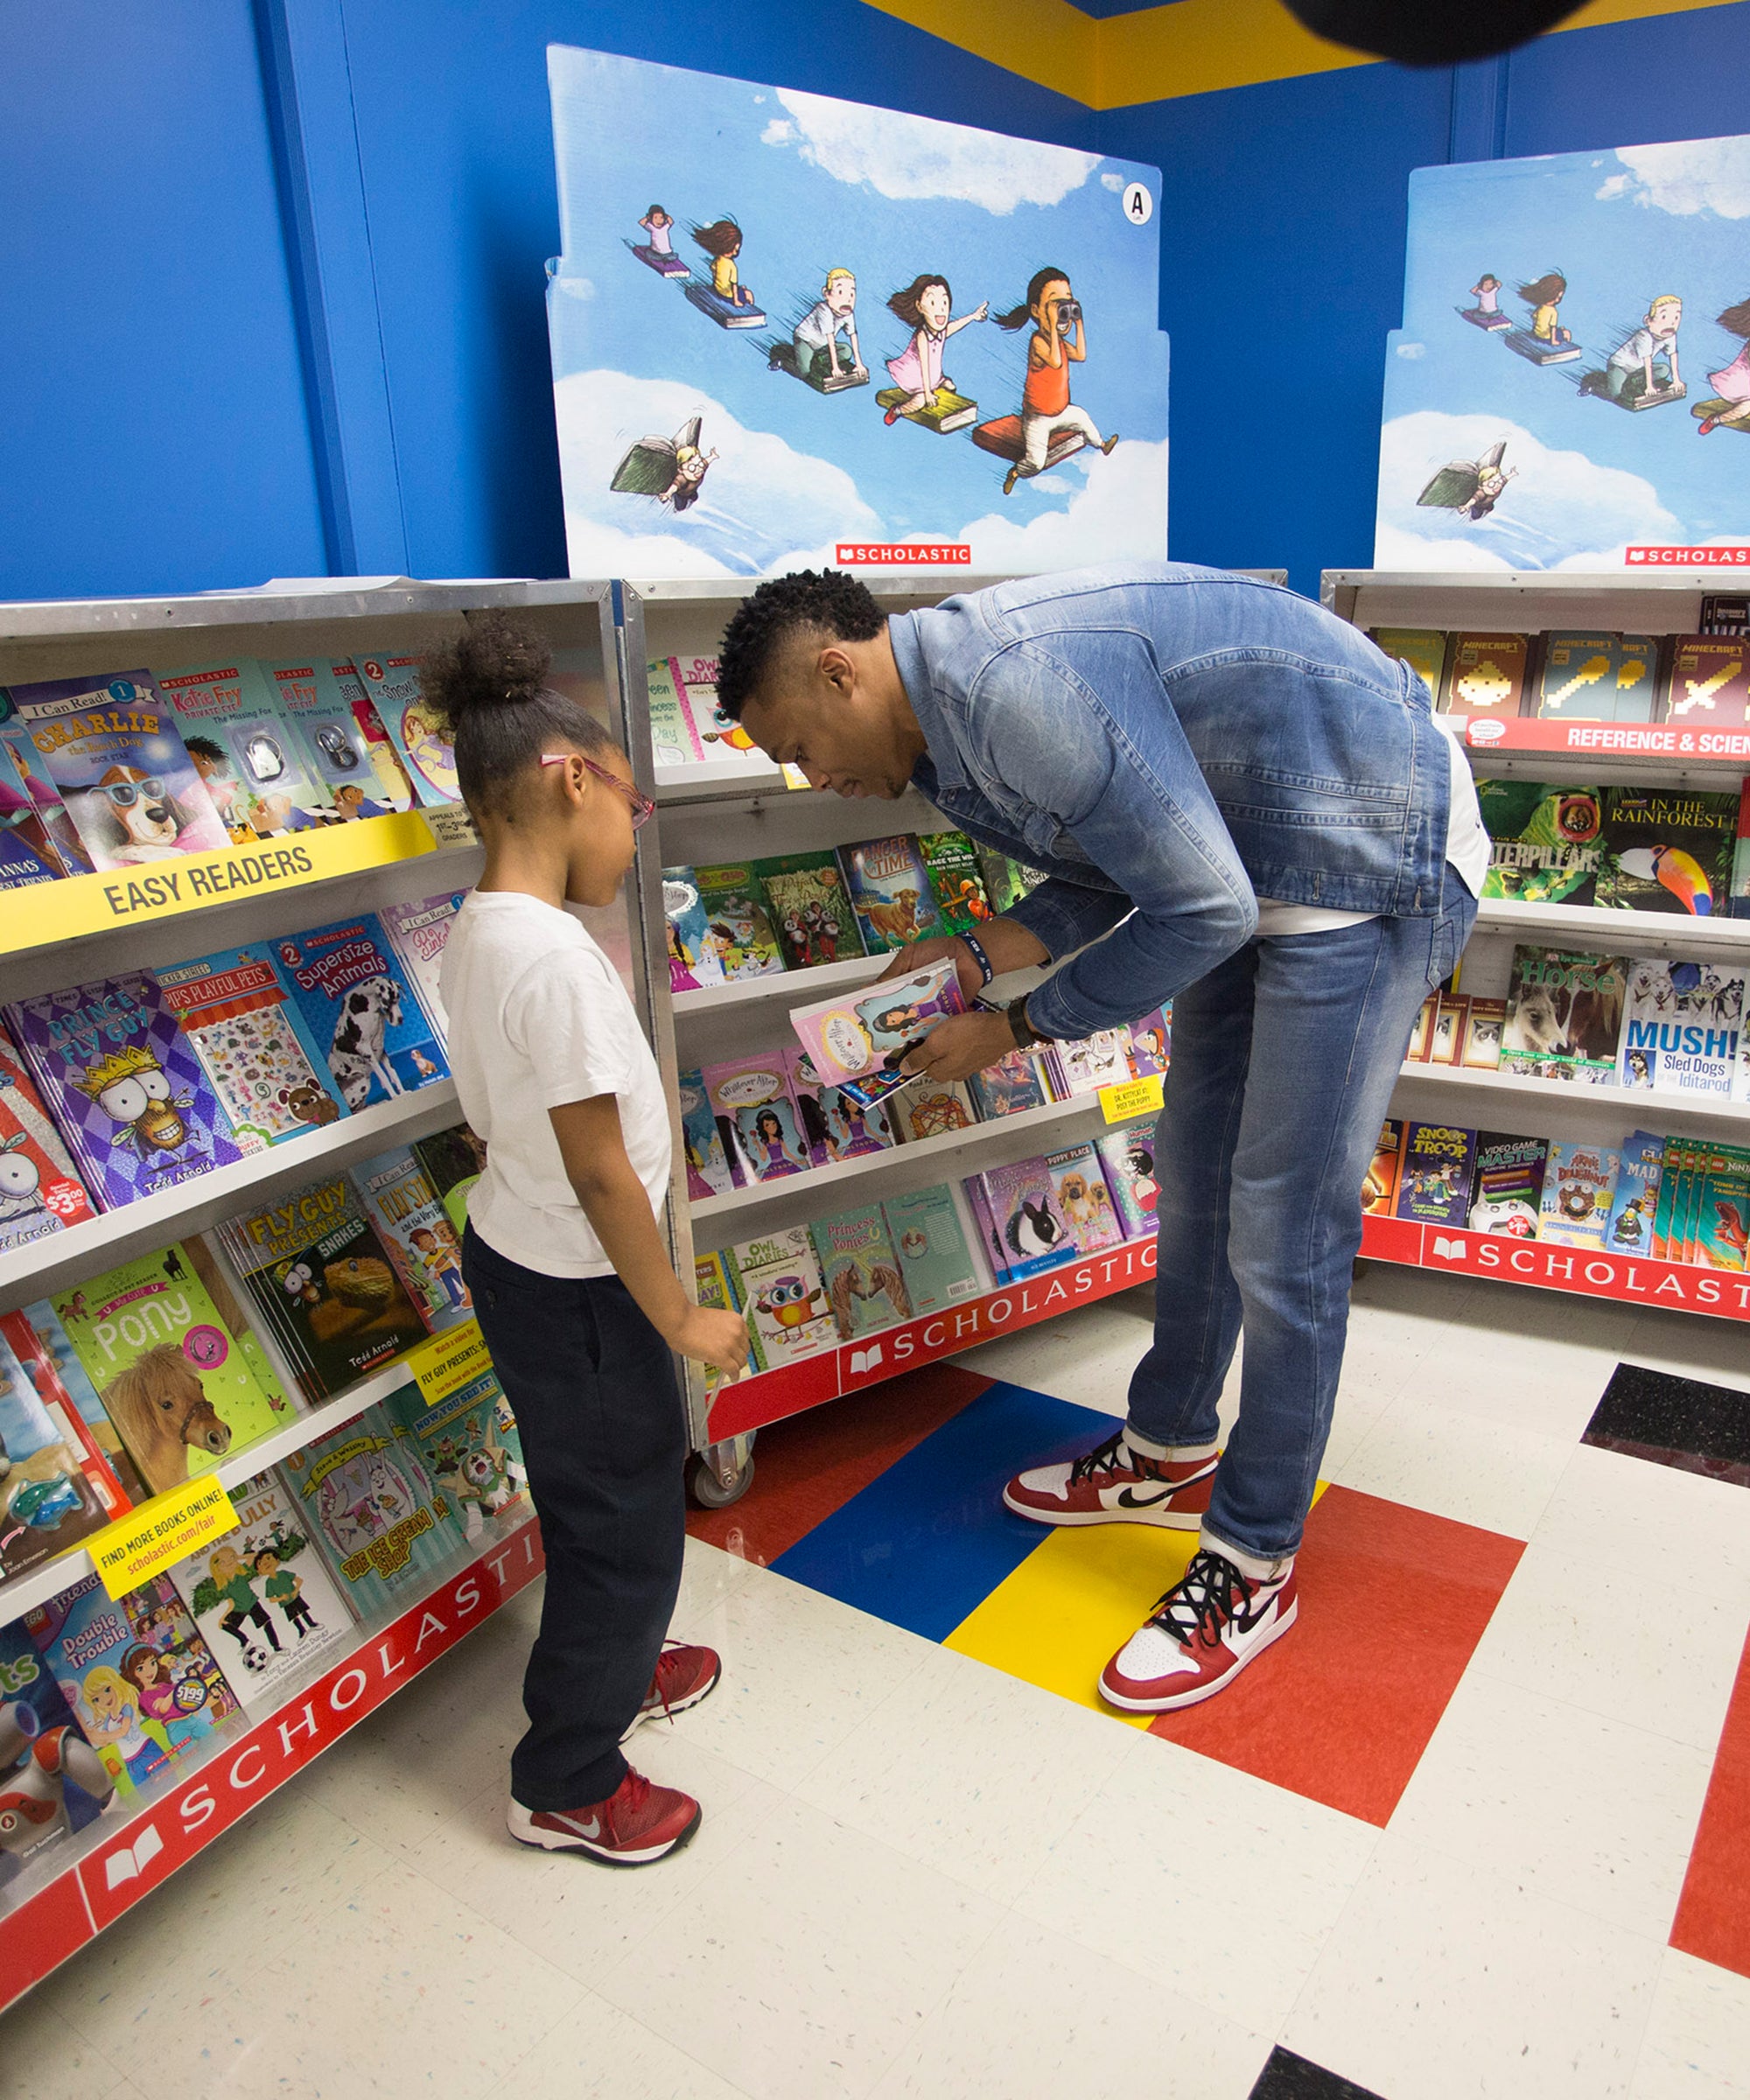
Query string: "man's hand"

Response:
xmin=897 ymin=1006 xmax=1016 ymax=1084
xmin=670 ymin=1305 xmax=750 ymax=1378
xmin=873 ymin=934 xmax=985 ymax=1003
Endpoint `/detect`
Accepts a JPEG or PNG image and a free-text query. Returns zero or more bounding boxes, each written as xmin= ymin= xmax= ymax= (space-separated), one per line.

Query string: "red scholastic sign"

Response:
xmin=1625 ymin=546 xmax=1750 ymax=566
xmin=835 ymin=542 xmax=972 ymax=565
xmin=1462 ymin=717 xmax=1750 ymax=762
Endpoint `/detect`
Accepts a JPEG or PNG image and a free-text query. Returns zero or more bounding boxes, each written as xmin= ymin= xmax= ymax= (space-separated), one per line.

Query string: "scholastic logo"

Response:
xmin=835 ymin=542 xmax=972 ymax=566
xmin=1625 ymin=546 xmax=1750 ymax=566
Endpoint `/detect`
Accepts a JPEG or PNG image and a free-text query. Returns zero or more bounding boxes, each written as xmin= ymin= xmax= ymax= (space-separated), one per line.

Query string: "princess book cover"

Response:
xmin=702 ymin=1055 xmax=810 ymax=1182
xmin=677 ymin=1068 xmax=737 ymax=1196
xmin=663 ymin=868 xmax=727 ymax=993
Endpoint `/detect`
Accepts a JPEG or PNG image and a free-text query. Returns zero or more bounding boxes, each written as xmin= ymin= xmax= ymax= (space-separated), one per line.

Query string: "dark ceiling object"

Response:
xmin=1281 ymin=0 xmax=1592 ymax=65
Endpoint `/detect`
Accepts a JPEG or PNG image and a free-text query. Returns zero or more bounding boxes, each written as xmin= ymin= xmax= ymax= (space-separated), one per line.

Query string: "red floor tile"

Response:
xmin=1148 ymin=1485 xmax=1523 ymax=1826
xmin=1670 ymin=1624 xmax=1750 ymax=1979
xmin=687 ymin=1362 xmax=991 ymax=1565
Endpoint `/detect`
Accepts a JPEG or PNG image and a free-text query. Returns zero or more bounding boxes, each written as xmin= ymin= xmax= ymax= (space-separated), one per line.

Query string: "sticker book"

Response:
xmin=4 ymin=971 xmax=245 ymax=1208
xmin=154 ymin=945 xmax=346 ymax=1152
xmin=838 ymin=836 xmax=942 ymax=954
xmin=1617 ymin=956 xmax=1742 ymax=1095
xmin=725 ymin=1227 xmax=836 ymax=1371
xmin=351 ymin=1144 xmax=473 ymax=1333
xmin=1395 ymin=1124 xmax=1478 ymax=1229
xmin=692 ymin=863 xmax=786 ymax=979
xmin=1477 ymin=780 xmax=1603 ymax=906
xmin=379 ymin=891 xmax=468 ymax=1043
xmin=1538 ymin=1141 xmax=1620 ymax=1250
xmin=701 ymin=1055 xmax=810 ymax=1182
xmin=270 ymin=914 xmax=449 ymax=1110
xmin=677 ymin=1068 xmax=737 ymax=1197
xmin=882 ymin=1185 xmax=982 ymax=1312
xmin=809 ymin=1203 xmax=913 ymax=1341
xmin=754 ymin=850 xmax=864 ymax=971
xmin=386 ymin=1368 xmax=527 ymax=1543
xmin=663 ymin=868 xmax=727 ymax=993
xmin=277 ymin=1402 xmax=466 ymax=1615
xmin=155 ymin=659 xmax=327 ymax=838
xmin=0 ymin=1029 xmax=95 ymax=1250
xmin=1466 ymin=1130 xmax=1548 ymax=1236
xmin=1095 ymin=1124 xmax=1160 ymax=1236
xmin=1500 ymin=948 xmax=1626 ymax=1085
xmin=1596 ymin=788 xmax=1740 ymax=917
xmin=4 ymin=669 xmax=228 ymax=870
xmin=1046 ymin=1143 xmax=1126 ymax=1254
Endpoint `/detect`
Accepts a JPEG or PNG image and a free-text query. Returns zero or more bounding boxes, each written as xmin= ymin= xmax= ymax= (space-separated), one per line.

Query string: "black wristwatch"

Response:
xmin=1008 ymin=997 xmax=1050 ymax=1052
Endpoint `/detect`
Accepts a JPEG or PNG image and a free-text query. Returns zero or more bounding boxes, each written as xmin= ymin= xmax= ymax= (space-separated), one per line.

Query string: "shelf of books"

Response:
xmin=0 ymin=580 xmax=663 ymax=1991
xmin=1324 ymin=570 xmax=1750 ymax=1325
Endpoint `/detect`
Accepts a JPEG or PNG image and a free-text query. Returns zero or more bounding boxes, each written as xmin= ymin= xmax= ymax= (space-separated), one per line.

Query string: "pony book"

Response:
xmin=788 ymin=957 xmax=964 ymax=1110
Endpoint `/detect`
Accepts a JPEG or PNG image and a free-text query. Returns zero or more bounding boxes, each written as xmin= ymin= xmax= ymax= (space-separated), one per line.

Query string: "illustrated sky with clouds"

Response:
xmin=545 ymin=46 xmax=1169 ymax=578
xmin=1378 ymin=135 xmax=1750 ymax=572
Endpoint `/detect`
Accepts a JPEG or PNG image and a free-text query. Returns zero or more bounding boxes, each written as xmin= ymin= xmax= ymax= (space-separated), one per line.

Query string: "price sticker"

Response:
xmin=1099 ymin=1074 xmax=1165 ymax=1124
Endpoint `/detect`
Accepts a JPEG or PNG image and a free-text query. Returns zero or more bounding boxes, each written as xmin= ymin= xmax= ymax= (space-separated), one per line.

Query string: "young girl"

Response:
xmin=883 ymin=274 xmax=988 ymax=422
xmin=992 ymin=267 xmax=1119 ymax=495
xmin=430 ymin=612 xmax=746 ymax=1868
xmin=1519 ymin=270 xmax=1571 ymax=346
xmin=691 ymin=217 xmax=752 ymax=307
xmin=1698 ymin=297 xmax=1750 ymax=435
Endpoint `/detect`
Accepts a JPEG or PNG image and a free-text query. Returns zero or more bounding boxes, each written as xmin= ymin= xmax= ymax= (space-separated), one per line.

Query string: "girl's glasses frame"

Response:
xmin=540 ymin=752 xmax=654 ymax=830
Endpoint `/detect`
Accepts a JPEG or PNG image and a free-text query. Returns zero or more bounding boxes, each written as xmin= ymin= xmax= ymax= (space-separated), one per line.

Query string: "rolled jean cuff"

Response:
xmin=1200 ymin=1524 xmax=1295 ymax=1585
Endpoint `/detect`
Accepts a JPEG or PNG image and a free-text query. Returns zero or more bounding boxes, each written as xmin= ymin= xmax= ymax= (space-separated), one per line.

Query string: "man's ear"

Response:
xmin=817 ymin=643 xmax=855 ymax=697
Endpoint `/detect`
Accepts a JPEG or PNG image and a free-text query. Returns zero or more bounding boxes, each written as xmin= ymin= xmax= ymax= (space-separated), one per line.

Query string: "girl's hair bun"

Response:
xmin=422 ymin=608 xmax=553 ymax=731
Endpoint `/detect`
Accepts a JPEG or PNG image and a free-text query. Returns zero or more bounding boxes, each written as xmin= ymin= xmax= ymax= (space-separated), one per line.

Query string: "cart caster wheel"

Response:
xmin=688 ymin=1452 xmax=754 ymax=1508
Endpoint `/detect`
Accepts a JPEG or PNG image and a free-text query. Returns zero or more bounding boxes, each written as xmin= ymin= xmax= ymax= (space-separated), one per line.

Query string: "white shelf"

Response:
xmin=671 ymin=951 xmax=884 ymax=1020
xmin=0 ymin=1082 xmax=459 ymax=1312
xmin=1393 ymin=1058 xmax=1750 ymax=1130
xmin=655 ymin=757 xmax=794 ymax=804
xmin=1473 ymin=900 xmax=1750 ymax=959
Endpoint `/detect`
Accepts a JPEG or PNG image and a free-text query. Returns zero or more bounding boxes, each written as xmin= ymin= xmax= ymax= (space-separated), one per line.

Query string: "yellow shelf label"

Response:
xmin=90 ymin=1474 xmax=238 ymax=1600
xmin=404 ymin=1319 xmax=491 ymax=1406
xmin=0 ymin=811 xmax=442 ymax=956
xmin=1099 ymin=1074 xmax=1165 ymax=1124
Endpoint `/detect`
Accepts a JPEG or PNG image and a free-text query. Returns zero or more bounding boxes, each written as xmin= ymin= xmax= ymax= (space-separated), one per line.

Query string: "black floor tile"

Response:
xmin=1250 ymin=2047 xmax=1385 ymax=2100
xmin=1583 ymin=1363 xmax=1750 ymax=1486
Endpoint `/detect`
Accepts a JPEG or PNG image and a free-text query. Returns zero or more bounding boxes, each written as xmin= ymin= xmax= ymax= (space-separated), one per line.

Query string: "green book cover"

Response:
xmin=1500 ymin=948 xmax=1626 ymax=1085
xmin=971 ymin=842 xmax=1045 ymax=916
xmin=1476 ymin=780 xmax=1603 ymax=905
xmin=753 ymin=849 xmax=865 ymax=971
xmin=693 ymin=861 xmax=787 ymax=977
xmin=1696 ymin=1142 xmax=1750 ymax=1270
xmin=384 ymin=1366 xmax=527 ymax=1543
xmin=882 ymin=1185 xmax=981 ymax=1314
xmin=411 ymin=1124 xmax=486 ymax=1240
xmin=1596 ymin=787 xmax=1739 ymax=916
xmin=917 ymin=830 xmax=991 ymax=937
xmin=809 ymin=1202 xmax=913 ymax=1340
xmin=49 ymin=1242 xmax=294 ymax=1499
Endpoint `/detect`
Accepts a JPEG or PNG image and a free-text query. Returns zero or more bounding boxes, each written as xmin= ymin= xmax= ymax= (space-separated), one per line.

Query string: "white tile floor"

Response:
xmin=7 ymin=1264 xmax=1749 ymax=2100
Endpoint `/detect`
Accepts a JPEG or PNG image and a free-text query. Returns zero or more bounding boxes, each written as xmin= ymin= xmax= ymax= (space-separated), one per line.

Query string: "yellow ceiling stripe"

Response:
xmin=858 ymin=0 xmax=1744 ymax=108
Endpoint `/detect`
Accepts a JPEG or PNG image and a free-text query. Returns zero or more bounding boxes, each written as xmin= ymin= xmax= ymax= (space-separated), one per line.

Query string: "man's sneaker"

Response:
xmin=507 ymin=1768 xmax=700 ymax=1866
xmin=1100 ymin=1548 xmax=1298 ymax=1712
xmin=1004 ymin=1427 xmax=1217 ymax=1530
xmin=624 ymin=1641 xmax=721 ymax=1739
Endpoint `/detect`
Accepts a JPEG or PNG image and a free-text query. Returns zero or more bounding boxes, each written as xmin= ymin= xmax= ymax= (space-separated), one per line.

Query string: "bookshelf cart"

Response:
xmin=0 ymin=578 xmax=658 ymax=2011
xmin=1324 ymin=568 xmax=1750 ymax=1328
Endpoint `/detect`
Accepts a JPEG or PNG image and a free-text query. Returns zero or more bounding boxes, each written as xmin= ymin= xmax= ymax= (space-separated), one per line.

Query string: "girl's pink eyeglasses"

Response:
xmin=541 ymin=752 xmax=655 ymax=830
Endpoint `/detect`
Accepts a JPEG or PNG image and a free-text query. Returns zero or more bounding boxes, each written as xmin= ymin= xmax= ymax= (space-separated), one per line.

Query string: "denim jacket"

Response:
xmin=888 ymin=563 xmax=1453 ymax=1040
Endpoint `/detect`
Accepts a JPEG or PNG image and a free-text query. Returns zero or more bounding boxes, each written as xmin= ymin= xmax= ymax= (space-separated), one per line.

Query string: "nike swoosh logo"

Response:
xmin=551 ymin=1813 xmax=603 ymax=1839
xmin=1115 ymin=1486 xmax=1174 ymax=1508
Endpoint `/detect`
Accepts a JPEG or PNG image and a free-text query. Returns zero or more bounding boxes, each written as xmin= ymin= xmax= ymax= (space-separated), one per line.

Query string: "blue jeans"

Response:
xmin=1126 ymin=873 xmax=1477 ymax=1560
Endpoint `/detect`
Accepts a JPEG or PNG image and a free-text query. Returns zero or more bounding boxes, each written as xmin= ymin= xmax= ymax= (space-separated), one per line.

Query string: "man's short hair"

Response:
xmin=715 ymin=570 xmax=885 ymax=720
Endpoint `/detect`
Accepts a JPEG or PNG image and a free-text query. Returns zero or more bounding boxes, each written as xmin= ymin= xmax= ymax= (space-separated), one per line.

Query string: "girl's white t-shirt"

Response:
xmin=439 ymin=890 xmax=673 ymax=1278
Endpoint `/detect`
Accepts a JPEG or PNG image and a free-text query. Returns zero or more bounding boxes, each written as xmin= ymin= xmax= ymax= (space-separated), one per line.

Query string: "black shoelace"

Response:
xmin=1068 ymin=1427 xmax=1144 ymax=1486
xmin=1149 ymin=1550 xmax=1258 ymax=1649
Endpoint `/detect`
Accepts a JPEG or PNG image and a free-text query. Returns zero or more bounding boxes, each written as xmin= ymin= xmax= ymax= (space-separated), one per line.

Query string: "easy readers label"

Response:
xmin=0 ymin=811 xmax=442 ymax=956
xmin=1099 ymin=1074 xmax=1165 ymax=1124
xmin=405 ymin=1319 xmax=490 ymax=1406
xmin=90 ymin=1475 xmax=238 ymax=1600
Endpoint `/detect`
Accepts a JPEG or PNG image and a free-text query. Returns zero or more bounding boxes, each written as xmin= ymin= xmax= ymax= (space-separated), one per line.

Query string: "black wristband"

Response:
xmin=959 ymin=930 xmax=995 ymax=987
xmin=1008 ymin=997 xmax=1048 ymax=1052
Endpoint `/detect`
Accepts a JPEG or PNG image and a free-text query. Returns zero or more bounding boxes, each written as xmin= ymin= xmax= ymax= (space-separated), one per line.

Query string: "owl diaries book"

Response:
xmin=153 ymin=946 xmax=347 ymax=1152
xmin=837 ymin=835 xmax=943 ymax=954
xmin=725 ymin=1227 xmax=836 ymax=1372
xmin=0 ymin=1029 xmax=95 ymax=1250
xmin=4 ymin=972 xmax=245 ymax=1208
xmin=881 ymin=1185 xmax=981 ymax=1313
xmin=809 ymin=1203 xmax=913 ymax=1342
xmin=277 ymin=1402 xmax=466 ymax=1616
xmin=270 ymin=915 xmax=449 ymax=1111
xmin=350 ymin=1144 xmax=472 ymax=1334
xmin=155 ymin=659 xmax=327 ymax=838
xmin=1596 ymin=789 xmax=1740 ymax=916
xmin=1477 ymin=781 xmax=1604 ymax=906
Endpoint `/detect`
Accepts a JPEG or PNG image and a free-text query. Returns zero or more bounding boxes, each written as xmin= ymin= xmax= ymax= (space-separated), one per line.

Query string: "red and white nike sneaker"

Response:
xmin=1100 ymin=1548 xmax=1298 ymax=1712
xmin=625 ymin=1641 xmax=722 ymax=1739
xmin=1003 ymin=1427 xmax=1217 ymax=1529
xmin=507 ymin=1767 xmax=701 ymax=1866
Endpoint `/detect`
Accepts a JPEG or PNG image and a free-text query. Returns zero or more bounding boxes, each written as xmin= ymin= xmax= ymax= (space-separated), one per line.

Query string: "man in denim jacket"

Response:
xmin=717 ymin=565 xmax=1481 ymax=1711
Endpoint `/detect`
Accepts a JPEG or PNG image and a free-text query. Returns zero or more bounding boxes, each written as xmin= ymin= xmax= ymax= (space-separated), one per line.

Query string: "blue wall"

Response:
xmin=5 ymin=0 xmax=1750 ymax=599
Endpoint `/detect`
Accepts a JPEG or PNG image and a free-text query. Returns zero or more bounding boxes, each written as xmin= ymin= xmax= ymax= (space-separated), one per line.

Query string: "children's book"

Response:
xmin=1460 ymin=998 xmax=1506 ymax=1069
xmin=334 ymin=663 xmax=418 ymax=812
xmin=725 ymin=1228 xmax=836 ymax=1370
xmin=1395 ymin=1124 xmax=1478 ymax=1228
xmin=970 ymin=1155 xmax=1077 ymax=1284
xmin=1362 ymin=1120 xmax=1403 ymax=1217
xmin=263 ymin=660 xmax=395 ymax=822
xmin=1466 ymin=1131 xmax=1547 ymax=1236
xmin=4 ymin=971 xmax=245 ymax=1208
xmin=50 ymin=1242 xmax=293 ymax=1497
xmin=0 ymin=732 xmax=68 ymax=888
xmin=966 ymin=1046 xmax=1053 ymax=1121
xmin=350 ymin=1144 xmax=473 ymax=1333
xmin=1126 ymin=1009 xmax=1172 ymax=1080
xmin=155 ymin=659 xmax=326 ymax=839
xmin=153 ymin=945 xmax=347 ymax=1152
xmin=754 ymin=850 xmax=865 ymax=972
xmin=891 ymin=1075 xmax=977 ymax=1144
xmin=1477 ymin=780 xmax=1604 ymax=906
xmin=270 ymin=914 xmax=449 ymax=1110
xmin=917 ymin=830 xmax=990 ymax=937
xmin=378 ymin=890 xmax=467 ymax=1044
xmin=5 ymin=1302 xmax=143 ymax=1508
xmin=0 ymin=1027 xmax=96 ymax=1248
xmin=677 ymin=1068 xmax=737 ymax=1197
xmin=0 ymin=727 xmax=93 ymax=876
xmin=786 ymin=1048 xmax=900 ymax=1166
xmin=1597 ymin=788 xmax=1740 ymax=916
xmin=971 ymin=843 xmax=1046 ymax=915
xmin=701 ymin=1055 xmax=811 ymax=1182
xmin=1536 ymin=632 xmax=1659 ymax=722
xmin=1694 ymin=1141 xmax=1750 ymax=1270
xmin=354 ymin=653 xmax=458 ymax=807
xmin=789 ymin=959 xmax=967 ymax=1111
xmin=809 ymin=1203 xmax=913 ymax=1340
xmin=1096 ymin=1124 xmax=1160 ymax=1236
xmin=1427 ymin=995 xmax=1468 ymax=1067
xmin=1368 ymin=628 xmax=1450 ymax=696
xmin=692 ymin=863 xmax=786 ymax=979
xmin=219 ymin=1176 xmax=429 ymax=1401
xmin=1046 ymin=1143 xmax=1126 ymax=1254
xmin=0 ymin=1327 xmax=110 ymax=1578
xmin=1500 ymin=948 xmax=1627 ymax=1085
xmin=1606 ymin=1130 xmax=1665 ymax=1256
xmin=385 ymin=1368 xmax=527 ymax=1542
xmin=4 ymin=670 xmax=228 ymax=868
xmin=167 ymin=1466 xmax=354 ymax=1711
xmin=882 ymin=1185 xmax=982 ymax=1312
xmin=837 ymin=835 xmax=943 ymax=953
xmin=1051 ymin=1028 xmax=1135 ymax=1098
xmin=693 ymin=1250 xmax=754 ymax=1395
xmin=1438 ymin=634 xmax=1530 ymax=721
xmin=645 ymin=656 xmax=704 ymax=768
xmin=1617 ymin=957 xmax=1743 ymax=1096
xmin=411 ymin=1124 xmax=486 ymax=1239
xmin=0 ymin=1622 xmax=113 ymax=1878
xmin=1650 ymin=1134 xmax=1686 ymax=1262
xmin=673 ymin=655 xmax=768 ymax=769
xmin=277 ymin=1401 xmax=466 ymax=1615
xmin=1662 ymin=635 xmax=1750 ymax=729
xmin=1538 ymin=1141 xmax=1620 ymax=1250
xmin=662 ymin=867 xmax=728 ymax=993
